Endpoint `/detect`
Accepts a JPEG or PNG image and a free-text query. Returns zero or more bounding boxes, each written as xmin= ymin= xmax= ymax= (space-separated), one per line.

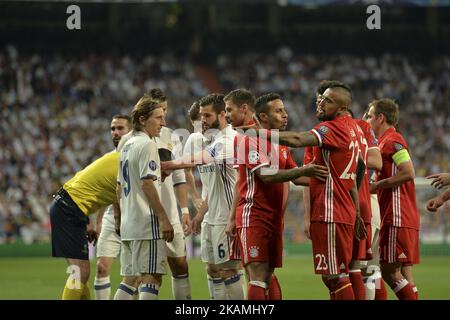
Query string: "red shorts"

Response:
xmin=380 ymin=226 xmax=420 ymax=265
xmin=352 ymin=223 xmax=373 ymax=261
xmin=310 ymin=222 xmax=353 ymax=275
xmin=229 ymin=237 xmax=241 ymax=260
xmin=236 ymin=227 xmax=283 ymax=268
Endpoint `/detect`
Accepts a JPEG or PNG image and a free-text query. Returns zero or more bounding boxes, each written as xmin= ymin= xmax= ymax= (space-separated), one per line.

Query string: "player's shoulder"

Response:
xmin=386 ymin=129 xmax=407 ymax=146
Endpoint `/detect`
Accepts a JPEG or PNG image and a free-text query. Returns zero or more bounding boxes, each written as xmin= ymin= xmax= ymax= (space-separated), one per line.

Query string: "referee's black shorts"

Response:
xmin=49 ymin=188 xmax=90 ymax=260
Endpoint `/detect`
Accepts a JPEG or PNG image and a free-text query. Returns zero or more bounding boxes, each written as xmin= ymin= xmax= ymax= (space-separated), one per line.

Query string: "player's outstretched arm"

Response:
xmin=161 ymin=150 xmax=215 ymax=171
xmin=427 ymin=172 xmax=450 ymax=190
xmin=255 ymin=161 xmax=328 ymax=184
xmin=141 ymin=179 xmax=174 ymax=242
xmin=427 ymin=188 xmax=450 ymax=212
xmin=268 ymin=131 xmax=320 ymax=148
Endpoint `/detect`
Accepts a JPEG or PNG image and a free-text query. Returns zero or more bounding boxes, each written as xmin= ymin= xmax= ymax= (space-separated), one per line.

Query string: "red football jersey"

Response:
xmin=376 ymin=127 xmax=420 ymax=229
xmin=354 ymin=119 xmax=379 ymax=224
xmin=236 ymin=135 xmax=297 ymax=232
xmin=309 ymin=114 xmax=362 ymax=226
xmin=233 ymin=119 xmax=256 ymax=169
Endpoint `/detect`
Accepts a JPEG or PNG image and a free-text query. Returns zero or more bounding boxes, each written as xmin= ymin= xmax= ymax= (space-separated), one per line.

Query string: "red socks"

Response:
xmin=349 ymin=270 xmax=366 ymax=300
xmin=375 ymin=278 xmax=388 ymax=300
xmin=393 ymin=279 xmax=417 ymax=300
xmin=248 ymin=281 xmax=267 ymax=300
xmin=268 ymin=275 xmax=282 ymax=300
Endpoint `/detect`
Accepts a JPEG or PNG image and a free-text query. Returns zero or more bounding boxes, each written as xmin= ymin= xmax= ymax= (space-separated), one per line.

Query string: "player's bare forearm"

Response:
xmin=162 ymin=151 xmax=214 ymax=171
xmin=185 ymin=168 xmax=201 ymax=200
xmin=349 ymin=181 xmax=361 ymax=217
xmin=367 ymin=148 xmax=382 ymax=170
xmin=293 ymin=176 xmax=310 ymax=186
xmin=114 ymin=184 xmax=122 ymax=231
xmin=174 ymin=183 xmax=189 ymax=209
xmin=270 ymin=131 xmax=319 ymax=148
xmin=96 ymin=206 xmax=106 ymax=234
xmin=356 ymin=154 xmax=366 ymax=190
xmin=376 ymin=161 xmax=415 ymax=190
xmin=229 ymin=176 xmax=240 ymax=222
xmin=256 ymin=163 xmax=328 ymax=184
xmin=439 ymin=188 xmax=450 ymax=202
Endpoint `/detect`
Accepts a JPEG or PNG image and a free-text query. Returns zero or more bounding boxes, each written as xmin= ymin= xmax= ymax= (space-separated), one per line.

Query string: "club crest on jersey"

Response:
xmin=149 ymin=160 xmax=158 ymax=171
xmin=248 ymin=150 xmax=259 ymax=163
xmin=319 ymin=125 xmax=329 ymax=135
xmin=394 ymin=143 xmax=404 ymax=151
xmin=249 ymin=246 xmax=259 ymax=258
xmin=282 ymin=149 xmax=287 ymax=159
xmin=167 ymin=143 xmax=173 ymax=151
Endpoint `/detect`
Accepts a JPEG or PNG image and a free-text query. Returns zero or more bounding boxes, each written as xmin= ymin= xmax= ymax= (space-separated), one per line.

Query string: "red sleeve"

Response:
xmin=303 ymin=146 xmax=314 ymax=165
xmin=386 ymin=134 xmax=408 ymax=159
xmin=285 ymin=147 xmax=298 ymax=169
xmin=237 ymin=136 xmax=270 ymax=172
xmin=357 ymin=120 xmax=378 ymax=149
xmin=311 ymin=121 xmax=341 ymax=150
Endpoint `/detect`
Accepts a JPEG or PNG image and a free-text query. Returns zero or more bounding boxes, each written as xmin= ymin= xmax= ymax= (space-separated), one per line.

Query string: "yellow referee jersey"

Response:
xmin=63 ymin=151 xmax=119 ymax=216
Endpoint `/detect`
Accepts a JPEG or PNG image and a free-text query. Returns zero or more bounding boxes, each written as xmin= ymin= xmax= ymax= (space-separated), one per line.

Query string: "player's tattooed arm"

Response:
xmin=271 ymin=131 xmax=320 ymax=148
xmin=255 ymin=162 xmax=328 ymax=184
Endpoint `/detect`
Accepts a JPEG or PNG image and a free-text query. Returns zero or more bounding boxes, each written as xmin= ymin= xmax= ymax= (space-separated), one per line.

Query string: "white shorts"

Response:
xmin=96 ymin=227 xmax=121 ymax=258
xmin=120 ymin=239 xmax=167 ymax=276
xmin=166 ymin=223 xmax=187 ymax=258
xmin=201 ymin=223 xmax=234 ymax=266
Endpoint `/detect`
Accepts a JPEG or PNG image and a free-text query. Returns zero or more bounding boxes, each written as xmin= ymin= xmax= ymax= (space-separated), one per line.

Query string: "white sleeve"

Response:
xmin=139 ymin=141 xmax=159 ymax=181
xmin=205 ymin=135 xmax=235 ymax=162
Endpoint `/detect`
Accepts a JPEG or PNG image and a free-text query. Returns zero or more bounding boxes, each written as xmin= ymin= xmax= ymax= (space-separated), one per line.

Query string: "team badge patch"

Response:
xmin=282 ymin=149 xmax=287 ymax=159
xmin=149 ymin=160 xmax=158 ymax=171
xmin=394 ymin=143 xmax=404 ymax=151
xmin=319 ymin=125 xmax=329 ymax=135
xmin=249 ymin=246 xmax=259 ymax=258
xmin=248 ymin=150 xmax=259 ymax=163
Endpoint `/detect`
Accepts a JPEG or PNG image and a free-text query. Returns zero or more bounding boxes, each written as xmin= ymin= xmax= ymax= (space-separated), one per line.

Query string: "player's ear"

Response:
xmin=139 ymin=115 xmax=146 ymax=126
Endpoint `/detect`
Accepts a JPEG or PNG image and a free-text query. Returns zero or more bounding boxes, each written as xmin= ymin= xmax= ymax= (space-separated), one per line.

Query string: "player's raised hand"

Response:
xmin=427 ymin=196 xmax=444 ymax=212
xmin=301 ymin=160 xmax=329 ymax=182
xmin=161 ymin=218 xmax=174 ymax=242
xmin=354 ymin=214 xmax=367 ymax=241
xmin=427 ymin=173 xmax=450 ymax=190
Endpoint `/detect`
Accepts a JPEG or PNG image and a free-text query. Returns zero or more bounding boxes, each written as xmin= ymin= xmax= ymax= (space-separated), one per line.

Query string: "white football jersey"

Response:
xmin=184 ymin=132 xmax=210 ymax=223
xmin=156 ymin=126 xmax=186 ymax=225
xmin=202 ymin=125 xmax=237 ymax=225
xmin=118 ymin=131 xmax=162 ymax=240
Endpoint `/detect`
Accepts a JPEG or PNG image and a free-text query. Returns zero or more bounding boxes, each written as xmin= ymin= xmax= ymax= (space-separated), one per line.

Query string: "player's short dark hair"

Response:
xmin=112 ymin=114 xmax=131 ymax=126
xmin=188 ymin=100 xmax=200 ymax=122
xmin=199 ymin=93 xmax=225 ymax=114
xmin=369 ymin=98 xmax=399 ymax=126
xmin=223 ymin=89 xmax=255 ymax=110
xmin=131 ymin=94 xmax=163 ymax=131
xmin=147 ymin=88 xmax=167 ymax=103
xmin=255 ymin=93 xmax=281 ymax=119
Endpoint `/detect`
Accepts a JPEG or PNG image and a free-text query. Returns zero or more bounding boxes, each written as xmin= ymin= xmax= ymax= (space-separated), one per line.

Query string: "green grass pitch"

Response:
xmin=1 ymin=255 xmax=449 ymax=299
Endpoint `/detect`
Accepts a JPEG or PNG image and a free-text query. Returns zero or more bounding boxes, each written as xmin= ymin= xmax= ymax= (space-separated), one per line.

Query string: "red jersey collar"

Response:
xmin=379 ymin=126 xmax=396 ymax=141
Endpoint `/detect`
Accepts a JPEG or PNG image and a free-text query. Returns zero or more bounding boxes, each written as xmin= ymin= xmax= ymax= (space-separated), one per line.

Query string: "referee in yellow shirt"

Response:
xmin=50 ymin=114 xmax=131 ymax=300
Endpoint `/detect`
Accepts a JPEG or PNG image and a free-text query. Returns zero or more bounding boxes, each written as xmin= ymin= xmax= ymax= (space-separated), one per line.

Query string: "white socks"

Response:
xmin=114 ymin=282 xmax=136 ymax=300
xmin=225 ymin=274 xmax=244 ymax=300
xmin=139 ymin=283 xmax=159 ymax=300
xmin=94 ymin=276 xmax=111 ymax=300
xmin=172 ymin=274 xmax=192 ymax=300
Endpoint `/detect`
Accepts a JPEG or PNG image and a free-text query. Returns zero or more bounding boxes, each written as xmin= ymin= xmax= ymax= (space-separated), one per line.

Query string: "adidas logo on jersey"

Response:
xmin=398 ymin=253 xmax=407 ymax=259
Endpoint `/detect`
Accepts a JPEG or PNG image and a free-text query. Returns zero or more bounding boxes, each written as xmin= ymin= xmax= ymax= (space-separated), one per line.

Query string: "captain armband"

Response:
xmin=392 ymin=149 xmax=411 ymax=166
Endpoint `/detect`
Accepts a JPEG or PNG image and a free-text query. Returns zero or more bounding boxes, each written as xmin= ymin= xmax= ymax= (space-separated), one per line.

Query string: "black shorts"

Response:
xmin=50 ymin=189 xmax=90 ymax=260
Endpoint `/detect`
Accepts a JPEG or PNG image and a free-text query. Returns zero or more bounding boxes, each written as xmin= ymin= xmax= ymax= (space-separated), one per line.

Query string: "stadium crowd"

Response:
xmin=0 ymin=45 xmax=449 ymax=243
